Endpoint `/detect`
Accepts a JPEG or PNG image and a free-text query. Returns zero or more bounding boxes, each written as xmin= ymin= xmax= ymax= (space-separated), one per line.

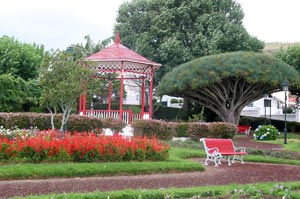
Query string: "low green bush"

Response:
xmin=253 ymin=125 xmax=279 ymax=140
xmin=132 ymin=119 xmax=176 ymax=139
xmin=175 ymin=122 xmax=189 ymax=137
xmin=187 ymin=122 xmax=210 ymax=141
xmin=132 ymin=120 xmax=238 ymax=140
xmin=208 ymin=122 xmax=237 ymax=139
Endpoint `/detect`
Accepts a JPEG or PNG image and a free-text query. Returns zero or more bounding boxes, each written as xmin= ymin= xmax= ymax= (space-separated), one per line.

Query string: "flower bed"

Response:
xmin=0 ymin=130 xmax=170 ymax=163
xmin=253 ymin=125 xmax=279 ymax=140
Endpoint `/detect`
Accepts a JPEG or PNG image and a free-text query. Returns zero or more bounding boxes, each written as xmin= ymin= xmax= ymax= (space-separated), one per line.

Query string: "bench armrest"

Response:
xmin=207 ymin=147 xmax=219 ymax=154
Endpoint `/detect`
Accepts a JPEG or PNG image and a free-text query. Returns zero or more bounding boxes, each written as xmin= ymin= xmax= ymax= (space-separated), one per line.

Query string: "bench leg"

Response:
xmin=227 ymin=156 xmax=232 ymax=166
xmin=232 ymin=155 xmax=236 ymax=164
xmin=204 ymin=157 xmax=209 ymax=166
xmin=240 ymin=156 xmax=245 ymax=164
xmin=204 ymin=156 xmax=219 ymax=166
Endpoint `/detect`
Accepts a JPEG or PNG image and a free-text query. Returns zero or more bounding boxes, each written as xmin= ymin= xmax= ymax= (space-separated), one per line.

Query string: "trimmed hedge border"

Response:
xmin=0 ymin=112 xmax=125 ymax=131
xmin=132 ymin=120 xmax=237 ymax=140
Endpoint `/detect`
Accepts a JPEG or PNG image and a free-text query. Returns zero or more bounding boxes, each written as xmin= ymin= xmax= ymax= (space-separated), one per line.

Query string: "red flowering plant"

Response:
xmin=0 ymin=130 xmax=170 ymax=163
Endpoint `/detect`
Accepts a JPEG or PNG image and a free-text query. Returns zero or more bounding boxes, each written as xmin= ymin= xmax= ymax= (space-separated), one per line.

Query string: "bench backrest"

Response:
xmin=202 ymin=138 xmax=235 ymax=153
xmin=237 ymin=125 xmax=251 ymax=133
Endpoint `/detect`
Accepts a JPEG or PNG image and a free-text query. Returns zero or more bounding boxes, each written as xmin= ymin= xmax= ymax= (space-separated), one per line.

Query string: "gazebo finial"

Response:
xmin=115 ymin=32 xmax=121 ymax=45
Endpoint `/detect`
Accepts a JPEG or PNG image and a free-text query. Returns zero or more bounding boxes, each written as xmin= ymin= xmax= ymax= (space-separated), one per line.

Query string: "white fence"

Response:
xmin=241 ymin=109 xmax=300 ymax=122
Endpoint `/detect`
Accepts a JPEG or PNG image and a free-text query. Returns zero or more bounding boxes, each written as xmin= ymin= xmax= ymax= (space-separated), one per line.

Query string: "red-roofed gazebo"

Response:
xmin=79 ymin=33 xmax=161 ymax=124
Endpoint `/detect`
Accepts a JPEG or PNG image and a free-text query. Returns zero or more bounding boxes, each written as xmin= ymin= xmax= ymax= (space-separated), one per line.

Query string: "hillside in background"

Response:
xmin=264 ymin=42 xmax=300 ymax=54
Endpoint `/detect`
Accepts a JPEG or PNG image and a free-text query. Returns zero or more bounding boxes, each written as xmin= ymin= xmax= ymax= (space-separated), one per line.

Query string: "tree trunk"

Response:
xmin=47 ymin=107 xmax=56 ymax=130
xmin=217 ymin=108 xmax=240 ymax=125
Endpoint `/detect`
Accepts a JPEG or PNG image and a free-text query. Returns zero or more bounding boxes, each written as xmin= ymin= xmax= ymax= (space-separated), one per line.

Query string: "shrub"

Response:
xmin=0 ymin=113 xmax=125 ymax=132
xmin=208 ymin=122 xmax=237 ymax=139
xmin=187 ymin=122 xmax=210 ymax=141
xmin=175 ymin=122 xmax=189 ymax=137
xmin=132 ymin=119 xmax=176 ymax=140
xmin=101 ymin=117 xmax=126 ymax=131
xmin=253 ymin=125 xmax=279 ymax=140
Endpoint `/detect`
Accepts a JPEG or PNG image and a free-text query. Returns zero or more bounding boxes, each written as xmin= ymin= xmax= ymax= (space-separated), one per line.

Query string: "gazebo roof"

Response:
xmin=86 ymin=33 xmax=161 ymax=67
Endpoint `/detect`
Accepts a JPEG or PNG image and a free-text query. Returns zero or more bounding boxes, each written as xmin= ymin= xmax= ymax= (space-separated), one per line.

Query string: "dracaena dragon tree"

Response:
xmin=157 ymin=51 xmax=300 ymax=124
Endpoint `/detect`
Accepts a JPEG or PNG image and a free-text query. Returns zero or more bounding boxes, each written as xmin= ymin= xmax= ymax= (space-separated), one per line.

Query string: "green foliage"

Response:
xmin=253 ymin=125 xmax=279 ymax=140
xmin=247 ymin=148 xmax=300 ymax=160
xmin=0 ymin=160 xmax=204 ymax=180
xmin=0 ymin=112 xmax=125 ymax=132
xmin=174 ymin=122 xmax=189 ymax=137
xmin=0 ymin=35 xmax=44 ymax=80
xmin=274 ymin=44 xmax=300 ymax=96
xmin=208 ymin=122 xmax=237 ymax=139
xmin=153 ymin=105 xmax=186 ymax=121
xmin=187 ymin=122 xmax=210 ymax=141
xmin=158 ymin=51 xmax=300 ymax=94
xmin=275 ymin=44 xmax=300 ymax=71
xmin=40 ymin=50 xmax=92 ymax=131
xmin=132 ymin=120 xmax=239 ymax=141
xmin=157 ymin=51 xmax=300 ymax=124
xmin=67 ymin=35 xmax=113 ymax=59
xmin=188 ymin=106 xmax=206 ymax=122
xmin=132 ymin=119 xmax=176 ymax=140
xmin=0 ymin=74 xmax=27 ymax=111
xmin=101 ymin=117 xmax=126 ymax=131
xmin=0 ymin=74 xmax=42 ymax=112
xmin=115 ymin=0 xmax=264 ymax=84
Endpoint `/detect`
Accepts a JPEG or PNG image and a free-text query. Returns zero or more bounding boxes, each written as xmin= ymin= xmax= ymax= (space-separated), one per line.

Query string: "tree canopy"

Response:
xmin=0 ymin=74 xmax=27 ymax=112
xmin=274 ymin=44 xmax=300 ymax=72
xmin=157 ymin=51 xmax=300 ymax=124
xmin=67 ymin=35 xmax=113 ymax=60
xmin=0 ymin=35 xmax=44 ymax=80
xmin=40 ymin=50 xmax=92 ymax=131
xmin=114 ymin=0 xmax=264 ymax=84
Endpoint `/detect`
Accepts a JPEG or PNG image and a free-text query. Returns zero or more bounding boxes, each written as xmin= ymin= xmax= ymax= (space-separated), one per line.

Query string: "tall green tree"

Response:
xmin=114 ymin=0 xmax=264 ymax=84
xmin=274 ymin=44 xmax=300 ymax=71
xmin=40 ymin=50 xmax=92 ymax=132
xmin=0 ymin=74 xmax=27 ymax=112
xmin=0 ymin=35 xmax=44 ymax=80
xmin=274 ymin=44 xmax=300 ymax=97
xmin=67 ymin=35 xmax=113 ymax=60
xmin=157 ymin=51 xmax=300 ymax=124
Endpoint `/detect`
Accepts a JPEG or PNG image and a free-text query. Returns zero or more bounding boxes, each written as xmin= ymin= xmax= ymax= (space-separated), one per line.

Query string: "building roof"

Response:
xmin=86 ymin=33 xmax=161 ymax=67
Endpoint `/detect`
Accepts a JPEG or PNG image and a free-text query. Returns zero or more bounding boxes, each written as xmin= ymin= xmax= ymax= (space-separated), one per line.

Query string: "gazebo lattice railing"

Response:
xmin=79 ymin=33 xmax=161 ymax=124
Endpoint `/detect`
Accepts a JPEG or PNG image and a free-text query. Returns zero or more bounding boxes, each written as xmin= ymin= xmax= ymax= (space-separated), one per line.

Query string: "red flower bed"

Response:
xmin=0 ymin=131 xmax=170 ymax=163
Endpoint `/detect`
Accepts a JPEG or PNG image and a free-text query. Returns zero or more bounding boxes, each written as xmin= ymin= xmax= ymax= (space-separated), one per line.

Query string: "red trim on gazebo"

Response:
xmin=86 ymin=34 xmax=160 ymax=68
xmin=80 ymin=33 xmax=161 ymax=124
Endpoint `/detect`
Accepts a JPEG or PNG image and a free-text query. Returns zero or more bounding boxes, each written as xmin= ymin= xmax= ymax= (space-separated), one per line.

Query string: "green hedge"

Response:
xmin=0 ymin=112 xmax=125 ymax=131
xmin=187 ymin=122 xmax=210 ymax=141
xmin=132 ymin=119 xmax=176 ymax=140
xmin=240 ymin=116 xmax=300 ymax=133
xmin=208 ymin=122 xmax=237 ymax=139
xmin=132 ymin=120 xmax=237 ymax=140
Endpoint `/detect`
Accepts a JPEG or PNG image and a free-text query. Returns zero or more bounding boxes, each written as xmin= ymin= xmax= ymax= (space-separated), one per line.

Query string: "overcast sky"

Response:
xmin=0 ymin=0 xmax=299 ymax=50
